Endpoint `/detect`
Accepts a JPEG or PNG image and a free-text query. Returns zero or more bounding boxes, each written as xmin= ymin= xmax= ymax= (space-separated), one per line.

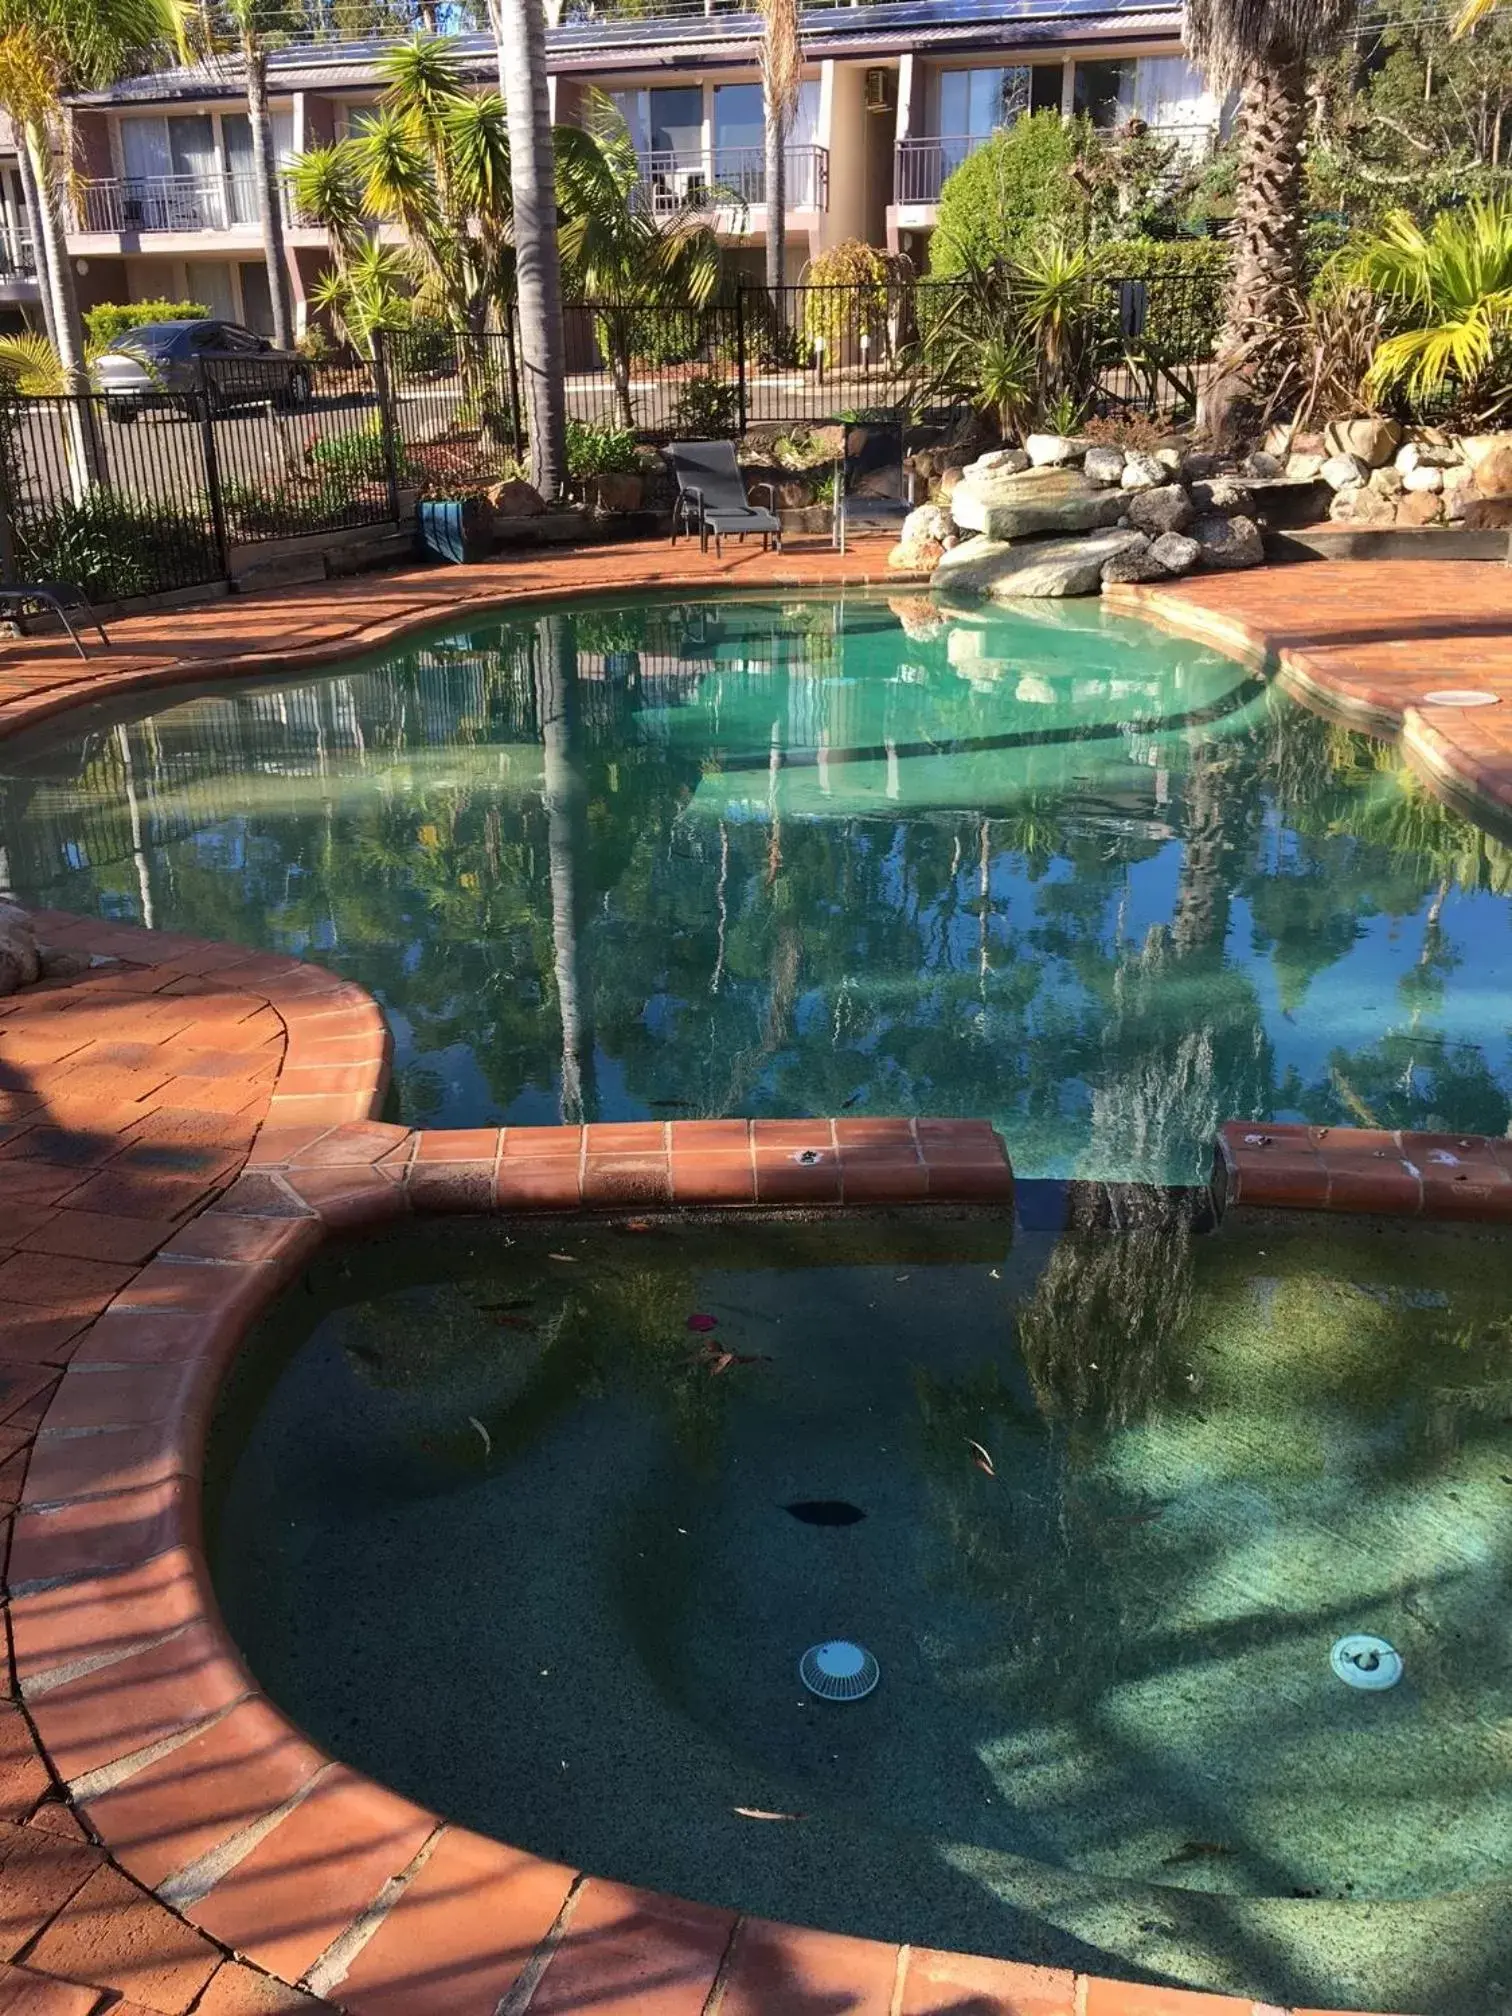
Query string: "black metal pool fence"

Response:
xmin=0 ymin=271 xmax=1222 ymax=605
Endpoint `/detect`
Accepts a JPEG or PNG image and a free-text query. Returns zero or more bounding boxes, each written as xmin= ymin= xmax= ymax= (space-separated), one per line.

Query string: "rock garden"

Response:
xmin=889 ymin=419 xmax=1512 ymax=600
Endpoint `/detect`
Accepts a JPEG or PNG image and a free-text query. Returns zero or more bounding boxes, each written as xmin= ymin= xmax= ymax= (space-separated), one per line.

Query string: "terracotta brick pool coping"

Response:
xmin=0 ymin=545 xmax=1507 ymax=2011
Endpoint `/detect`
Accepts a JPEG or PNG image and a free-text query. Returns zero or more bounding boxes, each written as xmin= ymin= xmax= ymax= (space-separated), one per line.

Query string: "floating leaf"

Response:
xmin=687 ymin=1312 xmax=719 ymax=1333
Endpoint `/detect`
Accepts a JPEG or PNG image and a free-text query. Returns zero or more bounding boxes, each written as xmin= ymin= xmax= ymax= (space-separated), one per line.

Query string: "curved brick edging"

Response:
xmin=1104 ymin=563 xmax=1512 ymax=833
xmin=14 ymin=1103 xmax=1329 ymax=2016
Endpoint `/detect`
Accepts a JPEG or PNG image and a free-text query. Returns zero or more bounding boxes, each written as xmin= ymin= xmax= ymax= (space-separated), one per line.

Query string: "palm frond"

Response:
xmin=1183 ymin=0 xmax=1359 ymax=85
xmin=0 ymin=331 xmax=66 ymax=394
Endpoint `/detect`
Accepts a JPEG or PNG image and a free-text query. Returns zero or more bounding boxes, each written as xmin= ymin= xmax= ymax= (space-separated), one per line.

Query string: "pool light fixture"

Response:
xmin=800 ymin=1640 xmax=880 ymax=1701
xmin=1330 ymin=1634 xmax=1403 ymax=1690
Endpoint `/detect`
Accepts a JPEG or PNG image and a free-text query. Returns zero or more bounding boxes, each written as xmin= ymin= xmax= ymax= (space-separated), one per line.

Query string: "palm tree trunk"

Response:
xmin=494 ymin=0 xmax=568 ymax=499
xmin=1172 ymin=746 xmax=1232 ymax=961
xmin=14 ymin=143 xmax=59 ymax=356
xmin=1215 ymin=54 xmax=1306 ymax=387
xmin=763 ymin=89 xmax=787 ymax=299
xmin=244 ymin=35 xmax=294 ymax=350
xmin=24 ymin=118 xmax=103 ymax=491
xmin=24 ymin=122 xmax=86 ymax=386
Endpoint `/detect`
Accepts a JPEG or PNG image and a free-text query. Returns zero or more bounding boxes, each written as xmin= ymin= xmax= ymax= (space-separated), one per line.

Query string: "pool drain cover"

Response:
xmin=1331 ymin=1634 xmax=1403 ymax=1691
xmin=800 ymin=1640 xmax=879 ymax=1701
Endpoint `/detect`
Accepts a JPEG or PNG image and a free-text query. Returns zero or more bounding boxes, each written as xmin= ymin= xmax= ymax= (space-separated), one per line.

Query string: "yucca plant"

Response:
xmin=1353 ymin=197 xmax=1512 ymax=419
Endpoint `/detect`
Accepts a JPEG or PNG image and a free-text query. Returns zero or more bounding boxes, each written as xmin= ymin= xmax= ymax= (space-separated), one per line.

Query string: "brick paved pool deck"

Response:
xmin=0 ymin=537 xmax=1504 ymax=2014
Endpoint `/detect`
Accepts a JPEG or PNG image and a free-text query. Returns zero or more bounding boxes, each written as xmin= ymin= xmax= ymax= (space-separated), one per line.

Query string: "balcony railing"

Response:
xmin=895 ymin=120 xmax=1218 ymax=207
xmin=631 ymin=143 xmax=829 ymax=216
xmin=71 ymin=171 xmax=300 ymax=235
xmin=0 ymin=232 xmax=36 ymax=278
xmin=893 ymin=133 xmax=983 ymax=205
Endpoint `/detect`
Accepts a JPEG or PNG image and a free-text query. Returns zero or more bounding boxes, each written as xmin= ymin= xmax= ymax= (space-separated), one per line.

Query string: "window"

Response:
xmin=222 ymin=111 xmax=295 ymax=225
xmin=648 ymin=87 xmax=702 ymax=159
xmin=937 ymin=66 xmax=1031 ymax=139
xmin=714 ymin=83 xmax=762 ymax=157
xmin=1072 ymin=59 xmax=1136 ymax=128
xmin=1073 ymin=56 xmax=1216 ymax=132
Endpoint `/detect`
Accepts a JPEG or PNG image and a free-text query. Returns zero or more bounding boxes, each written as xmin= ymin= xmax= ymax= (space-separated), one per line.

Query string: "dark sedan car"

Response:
xmin=95 ymin=319 xmax=314 ymax=421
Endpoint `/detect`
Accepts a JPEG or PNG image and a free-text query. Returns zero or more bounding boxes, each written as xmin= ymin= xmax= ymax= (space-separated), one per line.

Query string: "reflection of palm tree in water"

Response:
xmin=534 ymin=614 xmax=597 ymax=1124
xmin=1172 ymin=738 xmax=1237 ymax=964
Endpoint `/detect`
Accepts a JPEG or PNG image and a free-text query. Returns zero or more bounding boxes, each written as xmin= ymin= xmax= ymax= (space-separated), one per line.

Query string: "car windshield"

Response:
xmin=109 ymin=324 xmax=195 ymax=354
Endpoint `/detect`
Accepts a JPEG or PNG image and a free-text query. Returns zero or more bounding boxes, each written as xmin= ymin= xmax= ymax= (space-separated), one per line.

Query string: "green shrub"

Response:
xmin=929 ymin=113 xmax=1092 ymax=278
xmin=16 ymin=491 xmax=218 ymax=601
xmin=1087 ymin=239 xmax=1228 ymax=282
xmin=388 ymin=315 xmax=458 ymax=378
xmin=85 ymin=299 xmax=210 ymax=349
xmin=671 ymin=373 xmax=738 ymax=438
xmin=309 ymin=421 xmax=409 ymax=487
xmin=1090 ymin=237 xmax=1228 ymax=357
xmin=565 ymin=418 xmax=639 ymax=476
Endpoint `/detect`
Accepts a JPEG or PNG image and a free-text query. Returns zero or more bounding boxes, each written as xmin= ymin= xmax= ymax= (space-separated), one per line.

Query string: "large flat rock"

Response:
xmin=949 ymin=465 xmax=1129 ymax=541
xmin=933 ymin=529 xmax=1146 ymax=599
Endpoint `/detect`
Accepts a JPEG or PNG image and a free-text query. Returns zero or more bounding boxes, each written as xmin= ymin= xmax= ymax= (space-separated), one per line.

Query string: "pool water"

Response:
xmin=210 ymin=1205 xmax=1512 ymax=2013
xmin=5 ymin=590 xmax=1512 ymax=1184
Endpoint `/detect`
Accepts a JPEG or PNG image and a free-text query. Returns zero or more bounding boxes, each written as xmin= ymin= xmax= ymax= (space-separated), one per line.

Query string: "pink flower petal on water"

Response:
xmin=687 ymin=1312 xmax=719 ymax=1333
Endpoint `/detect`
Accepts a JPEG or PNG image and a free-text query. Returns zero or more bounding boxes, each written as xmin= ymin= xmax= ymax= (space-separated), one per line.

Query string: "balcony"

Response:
xmin=895 ymin=121 xmax=1218 ymax=209
xmin=70 ymin=172 xmax=300 ymax=236
xmin=631 ymin=144 xmax=829 ymax=218
xmin=0 ymin=232 xmax=35 ymax=278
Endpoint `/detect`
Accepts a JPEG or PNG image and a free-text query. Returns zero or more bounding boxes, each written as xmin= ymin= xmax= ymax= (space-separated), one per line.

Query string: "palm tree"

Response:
xmin=491 ymin=0 xmax=567 ymax=498
xmin=1353 ymin=196 xmax=1512 ymax=415
xmin=0 ymin=0 xmax=184 ymax=492
xmin=758 ymin=0 xmax=801 ymax=301
xmin=1183 ymin=0 xmax=1358 ymax=409
xmin=557 ymin=102 xmax=723 ymax=432
xmin=223 ymin=0 xmax=295 ymax=350
xmin=0 ymin=0 xmax=185 ymax=390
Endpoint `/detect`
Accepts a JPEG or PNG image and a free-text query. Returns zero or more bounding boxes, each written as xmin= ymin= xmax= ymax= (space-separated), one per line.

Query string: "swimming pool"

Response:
xmin=5 ymin=589 xmax=1511 ymax=1184
xmin=209 ymin=1203 xmax=1512 ymax=2013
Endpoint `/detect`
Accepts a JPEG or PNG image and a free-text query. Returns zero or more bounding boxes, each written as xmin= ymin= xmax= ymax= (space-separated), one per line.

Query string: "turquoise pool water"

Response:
xmin=4 ymin=590 xmax=1511 ymax=1183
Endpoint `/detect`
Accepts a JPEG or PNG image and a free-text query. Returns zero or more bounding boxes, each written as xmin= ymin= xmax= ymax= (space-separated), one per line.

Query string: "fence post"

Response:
xmin=0 ymin=405 xmax=17 ymax=591
xmin=735 ymin=286 xmax=747 ymax=436
xmin=195 ymin=360 xmax=232 ymax=586
xmin=504 ymin=310 xmax=525 ymax=454
xmin=370 ymin=328 xmax=403 ymax=526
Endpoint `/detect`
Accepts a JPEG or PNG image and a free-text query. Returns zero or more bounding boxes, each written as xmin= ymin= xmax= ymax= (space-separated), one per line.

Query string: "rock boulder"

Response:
xmin=1126 ymin=483 xmax=1193 ymax=537
xmin=1323 ymin=416 xmax=1402 ymax=468
xmin=1100 ymin=537 xmax=1168 ymax=585
xmin=1190 ymin=476 xmax=1253 ymax=515
xmin=933 ymin=528 xmax=1147 ymax=599
xmin=1473 ymin=443 xmax=1512 ymax=499
xmin=1150 ymin=532 xmax=1202 ymax=575
xmin=1120 ymin=452 xmax=1166 ymax=491
xmin=949 ymin=466 xmax=1128 ymax=541
xmin=1082 ymin=446 xmax=1126 ymax=487
xmin=1025 ymin=433 xmax=1078 ymax=468
xmin=1320 ymin=453 xmax=1370 ymax=491
xmin=1192 ymin=513 xmax=1264 ymax=569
